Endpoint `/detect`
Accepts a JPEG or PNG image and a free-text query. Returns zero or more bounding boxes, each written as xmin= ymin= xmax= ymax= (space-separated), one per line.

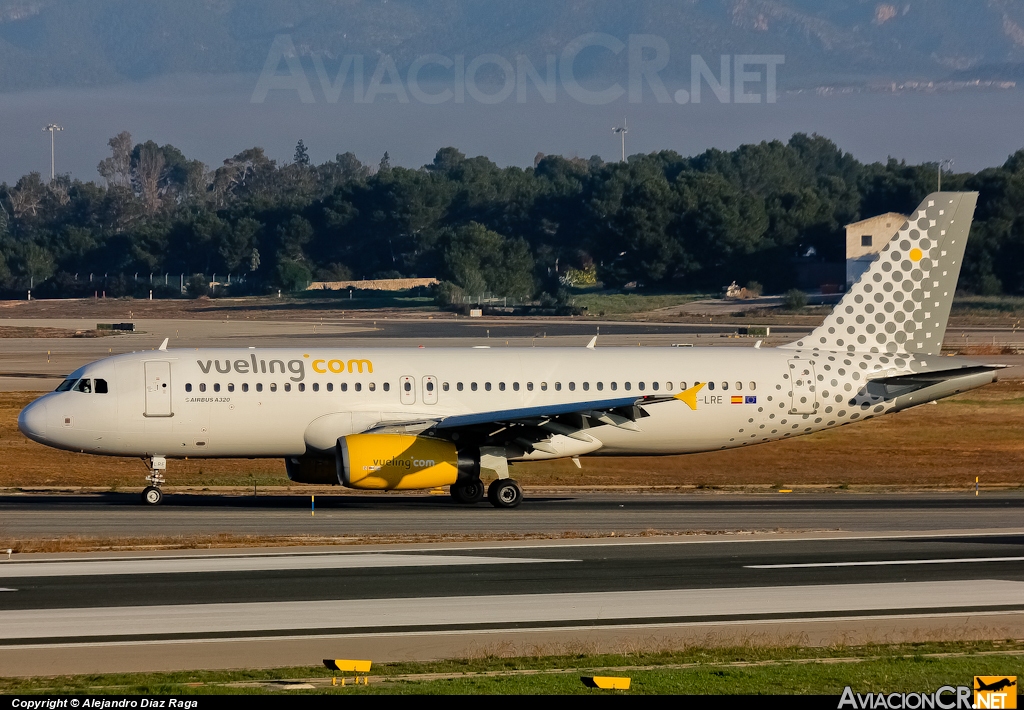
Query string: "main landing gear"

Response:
xmin=450 ymin=479 xmax=485 ymax=504
xmin=142 ymin=455 xmax=166 ymax=505
xmin=450 ymin=478 xmax=523 ymax=508
xmin=488 ymin=479 xmax=523 ymax=508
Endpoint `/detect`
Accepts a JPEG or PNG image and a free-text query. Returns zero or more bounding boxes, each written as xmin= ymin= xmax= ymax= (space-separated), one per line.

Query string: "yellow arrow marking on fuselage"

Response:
xmin=674 ymin=382 xmax=706 ymax=410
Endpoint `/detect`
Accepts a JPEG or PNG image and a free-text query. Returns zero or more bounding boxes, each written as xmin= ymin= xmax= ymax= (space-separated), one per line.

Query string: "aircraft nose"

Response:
xmin=18 ymin=399 xmax=48 ymax=443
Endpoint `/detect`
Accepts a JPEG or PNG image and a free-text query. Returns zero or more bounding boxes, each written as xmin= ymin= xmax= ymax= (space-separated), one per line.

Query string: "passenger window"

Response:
xmin=227 ymin=383 xmax=235 ymax=393
xmin=610 ymin=382 xmax=617 ymax=391
xmin=596 ymin=382 xmax=603 ymax=391
xmin=256 ymin=383 xmax=263 ymax=392
xmin=341 ymin=383 xmax=348 ymax=392
xmin=541 ymin=382 xmax=548 ymax=391
xmin=269 ymin=383 xmax=277 ymax=392
xmin=652 ymin=382 xmax=659 ymax=391
xmin=513 ymin=382 xmax=520 ymax=391
xmin=471 ymin=382 xmax=478 ymax=391
xmin=425 ymin=381 xmax=433 ymax=392
xmin=443 ymin=382 xmax=450 ymax=391
xmin=284 ymin=383 xmax=291 ymax=392
xmin=569 ymin=382 xmax=576 ymax=391
xmin=298 ymin=383 xmax=305 ymax=392
xmin=665 ymin=382 xmax=673 ymax=391
xmin=457 ymin=382 xmax=464 ymax=391
xmin=355 ymin=383 xmax=362 ymax=392
xmin=624 ymin=382 xmax=631 ymax=391
xmin=582 ymin=382 xmax=589 ymax=391
xmin=707 ymin=381 xmax=715 ymax=391
xmin=312 ymin=383 xmax=319 ymax=392
xmin=404 ymin=381 xmax=412 ymax=392
xmin=368 ymin=383 xmax=375 ymax=391
xmin=383 ymin=382 xmax=390 ymax=392
xmin=680 ymin=382 xmax=687 ymax=390
xmin=185 ymin=383 xmax=192 ymax=393
xmin=749 ymin=382 xmax=756 ymax=391
xmin=242 ymin=383 xmax=249 ymax=392
xmin=638 ymin=382 xmax=645 ymax=391
xmin=485 ymin=382 xmax=492 ymax=391
xmin=555 ymin=383 xmax=561 ymax=391
xmin=199 ymin=383 xmax=207 ymax=393
xmin=735 ymin=382 xmax=742 ymax=391
xmin=214 ymin=383 xmax=221 ymax=393
xmin=526 ymin=382 xmax=533 ymax=391
xmin=498 ymin=382 xmax=505 ymax=391
xmin=721 ymin=382 xmax=728 ymax=391
xmin=326 ymin=383 xmax=333 ymax=392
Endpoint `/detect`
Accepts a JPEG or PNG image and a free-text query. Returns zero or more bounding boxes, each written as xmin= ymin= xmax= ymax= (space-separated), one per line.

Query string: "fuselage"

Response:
xmin=17 ymin=344 xmax=994 ymax=461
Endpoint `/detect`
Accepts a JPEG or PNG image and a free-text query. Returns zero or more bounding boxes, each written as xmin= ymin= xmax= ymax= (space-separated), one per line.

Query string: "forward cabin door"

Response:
xmin=787 ymin=360 xmax=818 ymax=415
xmin=144 ymin=361 xmax=173 ymax=417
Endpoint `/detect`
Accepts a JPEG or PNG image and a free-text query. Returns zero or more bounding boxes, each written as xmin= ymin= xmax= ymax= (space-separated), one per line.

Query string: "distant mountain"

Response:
xmin=2 ymin=0 xmax=1024 ymax=92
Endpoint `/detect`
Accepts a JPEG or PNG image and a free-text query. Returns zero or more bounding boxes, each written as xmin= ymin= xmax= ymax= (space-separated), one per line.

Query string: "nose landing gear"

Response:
xmin=142 ymin=455 xmax=166 ymax=505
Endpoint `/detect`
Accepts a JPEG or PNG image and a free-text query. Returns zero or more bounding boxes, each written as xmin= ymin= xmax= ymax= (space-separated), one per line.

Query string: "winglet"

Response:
xmin=673 ymin=382 xmax=706 ymax=410
xmin=586 ymin=336 xmax=597 ymax=349
xmin=158 ymin=338 xmax=169 ymax=351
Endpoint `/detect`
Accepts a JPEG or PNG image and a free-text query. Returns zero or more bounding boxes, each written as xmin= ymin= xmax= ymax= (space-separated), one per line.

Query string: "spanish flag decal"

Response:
xmin=731 ymin=396 xmax=743 ymax=404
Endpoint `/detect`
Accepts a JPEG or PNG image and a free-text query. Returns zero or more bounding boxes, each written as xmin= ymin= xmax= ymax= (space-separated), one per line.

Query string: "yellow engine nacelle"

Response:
xmin=338 ymin=434 xmax=476 ymax=490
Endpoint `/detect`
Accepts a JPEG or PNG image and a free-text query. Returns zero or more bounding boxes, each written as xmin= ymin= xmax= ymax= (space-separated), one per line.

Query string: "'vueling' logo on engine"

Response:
xmin=369 ymin=457 xmax=436 ymax=471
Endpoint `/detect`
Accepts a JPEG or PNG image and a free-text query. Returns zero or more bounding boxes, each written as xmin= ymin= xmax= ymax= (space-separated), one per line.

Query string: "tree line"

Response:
xmin=2 ymin=132 xmax=1023 ymax=301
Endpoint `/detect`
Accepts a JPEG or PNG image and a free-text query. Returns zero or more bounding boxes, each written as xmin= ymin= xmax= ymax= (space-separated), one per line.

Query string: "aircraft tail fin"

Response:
xmin=784 ymin=192 xmax=978 ymax=356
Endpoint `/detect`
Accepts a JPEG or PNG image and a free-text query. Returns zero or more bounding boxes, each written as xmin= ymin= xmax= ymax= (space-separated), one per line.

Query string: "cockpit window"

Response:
xmin=73 ymin=378 xmax=92 ymax=394
xmin=56 ymin=378 xmax=77 ymax=392
xmin=95 ymin=379 xmax=108 ymax=394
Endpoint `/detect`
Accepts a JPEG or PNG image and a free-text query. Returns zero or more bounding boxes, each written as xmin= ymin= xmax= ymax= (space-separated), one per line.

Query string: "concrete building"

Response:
xmin=845 ymin=212 xmax=907 ymax=287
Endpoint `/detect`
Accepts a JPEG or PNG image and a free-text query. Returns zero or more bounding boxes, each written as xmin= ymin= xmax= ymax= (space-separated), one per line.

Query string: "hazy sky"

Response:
xmin=2 ymin=73 xmax=1022 ymax=184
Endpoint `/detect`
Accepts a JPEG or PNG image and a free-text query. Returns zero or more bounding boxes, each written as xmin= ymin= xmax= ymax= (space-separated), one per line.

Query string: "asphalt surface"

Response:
xmin=1 ymin=531 xmax=1023 ymax=675
xmin=2 ymin=491 xmax=1022 ymax=537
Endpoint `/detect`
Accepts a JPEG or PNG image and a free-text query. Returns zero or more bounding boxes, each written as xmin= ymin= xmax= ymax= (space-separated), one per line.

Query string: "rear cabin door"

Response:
xmin=400 ymin=375 xmax=416 ymax=405
xmin=787 ymin=360 xmax=818 ymax=415
xmin=144 ymin=361 xmax=173 ymax=417
xmin=422 ymin=376 xmax=438 ymax=405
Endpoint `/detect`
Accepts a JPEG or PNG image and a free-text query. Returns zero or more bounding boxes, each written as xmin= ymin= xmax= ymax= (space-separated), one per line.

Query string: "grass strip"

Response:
xmin=3 ymin=641 xmax=1022 ymax=695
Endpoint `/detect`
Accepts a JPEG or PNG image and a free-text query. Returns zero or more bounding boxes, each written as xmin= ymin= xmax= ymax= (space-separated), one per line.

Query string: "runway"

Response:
xmin=1 ymin=525 xmax=1023 ymax=676
xmin=2 ymin=491 xmax=1023 ymax=538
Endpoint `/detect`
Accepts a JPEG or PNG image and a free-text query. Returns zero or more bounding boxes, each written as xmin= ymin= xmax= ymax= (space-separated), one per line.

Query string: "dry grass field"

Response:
xmin=3 ymin=381 xmax=1023 ymax=492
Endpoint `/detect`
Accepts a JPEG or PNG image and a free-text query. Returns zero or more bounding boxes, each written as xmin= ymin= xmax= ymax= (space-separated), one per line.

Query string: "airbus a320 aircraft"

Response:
xmin=19 ymin=192 xmax=998 ymax=508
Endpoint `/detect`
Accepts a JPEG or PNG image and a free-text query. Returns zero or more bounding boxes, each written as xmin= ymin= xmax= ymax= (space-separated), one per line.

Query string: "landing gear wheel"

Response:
xmin=142 ymin=486 xmax=163 ymax=505
xmin=487 ymin=479 xmax=522 ymax=509
xmin=450 ymin=480 xmax=485 ymax=504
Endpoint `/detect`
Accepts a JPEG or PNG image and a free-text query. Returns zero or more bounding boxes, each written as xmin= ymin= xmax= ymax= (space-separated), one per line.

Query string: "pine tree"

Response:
xmin=293 ymin=140 xmax=310 ymax=167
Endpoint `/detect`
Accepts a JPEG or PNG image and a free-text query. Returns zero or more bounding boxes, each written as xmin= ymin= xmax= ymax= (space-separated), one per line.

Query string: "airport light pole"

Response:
xmin=612 ymin=119 xmax=628 ymax=162
xmin=42 ymin=124 xmax=63 ymax=182
xmin=937 ymin=158 xmax=954 ymax=191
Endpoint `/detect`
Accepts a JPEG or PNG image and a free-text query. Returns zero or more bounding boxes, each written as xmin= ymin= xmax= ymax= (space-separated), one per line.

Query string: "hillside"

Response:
xmin=2 ymin=1 xmax=1024 ymax=92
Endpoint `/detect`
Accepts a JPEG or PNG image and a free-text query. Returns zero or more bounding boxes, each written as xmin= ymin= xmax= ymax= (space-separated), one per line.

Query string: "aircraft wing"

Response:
xmin=363 ymin=386 xmax=705 ymax=455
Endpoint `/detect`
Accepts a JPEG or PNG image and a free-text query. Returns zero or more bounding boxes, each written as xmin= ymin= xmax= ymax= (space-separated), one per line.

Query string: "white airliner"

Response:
xmin=19 ymin=192 xmax=998 ymax=507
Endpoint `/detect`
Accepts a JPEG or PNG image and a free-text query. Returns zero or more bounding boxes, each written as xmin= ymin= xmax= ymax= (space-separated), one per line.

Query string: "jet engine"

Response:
xmin=338 ymin=433 xmax=479 ymax=490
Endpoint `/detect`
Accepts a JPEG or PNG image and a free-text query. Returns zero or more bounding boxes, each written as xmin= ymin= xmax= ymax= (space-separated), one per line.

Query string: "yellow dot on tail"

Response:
xmin=909 ymin=248 xmax=923 ymax=261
